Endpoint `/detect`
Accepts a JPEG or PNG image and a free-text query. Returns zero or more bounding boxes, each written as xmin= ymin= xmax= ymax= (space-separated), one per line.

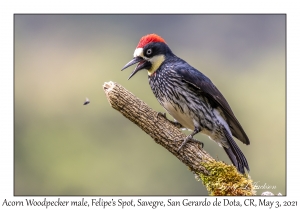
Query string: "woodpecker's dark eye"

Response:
xmin=146 ymin=48 xmax=152 ymax=56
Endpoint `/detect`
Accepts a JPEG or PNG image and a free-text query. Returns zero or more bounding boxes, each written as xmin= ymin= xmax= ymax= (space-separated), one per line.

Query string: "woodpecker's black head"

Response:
xmin=121 ymin=34 xmax=173 ymax=79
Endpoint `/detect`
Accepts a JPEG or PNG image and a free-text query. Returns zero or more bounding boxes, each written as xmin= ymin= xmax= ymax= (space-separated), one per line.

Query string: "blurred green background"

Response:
xmin=14 ymin=14 xmax=285 ymax=195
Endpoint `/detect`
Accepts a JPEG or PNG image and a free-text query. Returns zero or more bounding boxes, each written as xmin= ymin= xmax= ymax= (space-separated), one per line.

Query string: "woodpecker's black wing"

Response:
xmin=175 ymin=62 xmax=250 ymax=145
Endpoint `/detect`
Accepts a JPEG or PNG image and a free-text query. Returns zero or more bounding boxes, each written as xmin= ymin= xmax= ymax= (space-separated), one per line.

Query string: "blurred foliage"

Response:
xmin=14 ymin=14 xmax=285 ymax=195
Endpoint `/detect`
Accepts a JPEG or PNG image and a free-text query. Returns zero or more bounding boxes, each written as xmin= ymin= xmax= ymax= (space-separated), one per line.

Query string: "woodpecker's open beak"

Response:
xmin=121 ymin=56 xmax=151 ymax=80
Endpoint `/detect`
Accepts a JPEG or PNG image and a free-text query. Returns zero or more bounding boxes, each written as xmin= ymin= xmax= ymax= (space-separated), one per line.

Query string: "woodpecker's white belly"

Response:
xmin=161 ymin=98 xmax=195 ymax=130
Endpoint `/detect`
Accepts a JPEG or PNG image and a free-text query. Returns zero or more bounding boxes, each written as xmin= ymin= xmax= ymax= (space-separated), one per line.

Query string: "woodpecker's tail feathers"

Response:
xmin=222 ymin=127 xmax=249 ymax=174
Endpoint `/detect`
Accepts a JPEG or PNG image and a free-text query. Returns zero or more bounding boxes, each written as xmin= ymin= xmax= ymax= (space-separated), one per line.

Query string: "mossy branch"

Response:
xmin=103 ymin=81 xmax=255 ymax=196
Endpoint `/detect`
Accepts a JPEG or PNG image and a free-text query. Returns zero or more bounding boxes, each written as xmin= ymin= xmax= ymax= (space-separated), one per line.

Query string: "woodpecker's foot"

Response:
xmin=177 ymin=126 xmax=202 ymax=151
xmin=157 ymin=112 xmax=183 ymax=129
xmin=157 ymin=112 xmax=167 ymax=119
xmin=177 ymin=136 xmax=204 ymax=152
xmin=171 ymin=121 xmax=184 ymax=129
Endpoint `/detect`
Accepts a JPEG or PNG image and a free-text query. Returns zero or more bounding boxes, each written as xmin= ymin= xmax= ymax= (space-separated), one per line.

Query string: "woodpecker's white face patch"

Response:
xmin=133 ymin=48 xmax=143 ymax=57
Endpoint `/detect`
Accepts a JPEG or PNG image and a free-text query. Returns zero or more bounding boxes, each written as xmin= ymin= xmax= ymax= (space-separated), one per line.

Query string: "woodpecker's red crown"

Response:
xmin=136 ymin=34 xmax=166 ymax=48
xmin=122 ymin=34 xmax=170 ymax=79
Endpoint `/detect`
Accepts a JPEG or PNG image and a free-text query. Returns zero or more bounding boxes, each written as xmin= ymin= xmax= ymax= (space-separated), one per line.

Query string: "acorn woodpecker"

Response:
xmin=121 ymin=34 xmax=250 ymax=174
